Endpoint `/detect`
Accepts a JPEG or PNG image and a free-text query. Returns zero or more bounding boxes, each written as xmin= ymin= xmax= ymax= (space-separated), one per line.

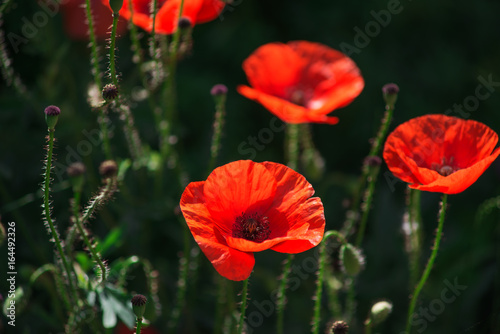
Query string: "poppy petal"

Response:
xmin=237 ymin=85 xmax=339 ymax=125
xmin=410 ymin=147 xmax=500 ymax=194
xmin=180 ymin=181 xmax=255 ymax=281
xmin=203 ymin=160 xmax=277 ymax=235
xmin=241 ymin=42 xmax=304 ymax=98
xmin=383 ymin=114 xmax=500 ymax=194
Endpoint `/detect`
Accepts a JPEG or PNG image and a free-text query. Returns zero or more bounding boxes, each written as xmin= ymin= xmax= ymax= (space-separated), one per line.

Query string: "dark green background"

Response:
xmin=1 ymin=0 xmax=500 ymax=333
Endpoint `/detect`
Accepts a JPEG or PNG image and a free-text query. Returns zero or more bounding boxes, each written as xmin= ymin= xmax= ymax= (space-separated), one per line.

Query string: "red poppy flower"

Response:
xmin=102 ymin=0 xmax=225 ymax=35
xmin=383 ymin=114 xmax=500 ymax=194
xmin=61 ymin=0 xmax=127 ymax=40
xmin=237 ymin=41 xmax=364 ymax=125
xmin=180 ymin=160 xmax=325 ymax=281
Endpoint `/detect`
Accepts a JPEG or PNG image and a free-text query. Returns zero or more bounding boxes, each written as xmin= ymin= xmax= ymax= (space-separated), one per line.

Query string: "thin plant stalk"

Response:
xmin=108 ymin=13 xmax=144 ymax=162
xmin=355 ymin=164 xmax=380 ymax=247
xmin=312 ymin=230 xmax=347 ymax=334
xmin=407 ymin=188 xmax=422 ymax=289
xmin=71 ymin=190 xmax=107 ymax=284
xmin=276 ymin=254 xmax=294 ymax=334
xmin=136 ymin=317 xmax=143 ymax=334
xmin=276 ymin=122 xmax=301 ymax=334
xmin=42 ymin=130 xmax=80 ymax=314
xmin=237 ymin=278 xmax=249 ymax=334
xmin=84 ymin=0 xmax=112 ymax=159
xmin=342 ymin=93 xmax=396 ymax=238
xmin=405 ymin=194 xmax=448 ymax=334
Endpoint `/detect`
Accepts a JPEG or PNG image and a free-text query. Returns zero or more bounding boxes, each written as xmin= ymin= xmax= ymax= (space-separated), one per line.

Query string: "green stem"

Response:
xmin=405 ymin=194 xmax=448 ymax=334
xmin=286 ymin=124 xmax=300 ymax=171
xmin=342 ymin=101 xmax=395 ymax=238
xmin=276 ymin=254 xmax=294 ymax=334
xmin=312 ymin=230 xmax=347 ymax=334
xmin=136 ymin=317 xmax=143 ymax=334
xmin=167 ymin=221 xmax=191 ymax=333
xmin=354 ymin=164 xmax=380 ymax=247
xmin=42 ymin=130 xmax=80 ymax=309
xmin=72 ymin=190 xmax=107 ymax=284
xmin=238 ymin=278 xmax=249 ymax=334
xmin=159 ymin=0 xmax=185 ymax=160
xmin=84 ymin=0 xmax=112 ymax=159
xmin=407 ymin=188 xmax=422 ymax=289
xmin=364 ymin=320 xmax=373 ymax=334
xmin=208 ymin=94 xmax=226 ymax=172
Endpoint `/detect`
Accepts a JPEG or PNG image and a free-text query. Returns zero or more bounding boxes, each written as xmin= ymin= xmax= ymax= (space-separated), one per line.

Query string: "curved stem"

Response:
xmin=72 ymin=190 xmax=107 ymax=284
xmin=405 ymin=194 xmax=448 ymax=334
xmin=238 ymin=278 xmax=249 ymax=334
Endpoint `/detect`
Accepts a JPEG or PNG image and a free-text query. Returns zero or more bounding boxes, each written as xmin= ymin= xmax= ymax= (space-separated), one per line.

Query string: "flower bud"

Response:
xmin=131 ymin=294 xmax=147 ymax=319
xmin=331 ymin=320 xmax=349 ymax=334
xmin=99 ymin=160 xmax=118 ymax=179
xmin=67 ymin=162 xmax=86 ymax=192
xmin=102 ymin=83 xmax=119 ymax=101
xmin=210 ymin=84 xmax=228 ymax=96
xmin=382 ymin=83 xmax=399 ymax=108
xmin=109 ymin=0 xmax=124 ymax=14
xmin=369 ymin=300 xmax=392 ymax=325
xmin=44 ymin=105 xmax=61 ymax=130
xmin=178 ymin=16 xmax=192 ymax=30
xmin=340 ymin=243 xmax=365 ymax=276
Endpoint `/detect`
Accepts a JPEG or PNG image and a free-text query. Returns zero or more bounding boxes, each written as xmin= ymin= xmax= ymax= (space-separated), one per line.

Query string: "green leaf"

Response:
xmin=96 ymin=227 xmax=123 ymax=256
xmin=105 ymin=286 xmax=136 ymax=328
xmin=98 ymin=290 xmax=117 ymax=328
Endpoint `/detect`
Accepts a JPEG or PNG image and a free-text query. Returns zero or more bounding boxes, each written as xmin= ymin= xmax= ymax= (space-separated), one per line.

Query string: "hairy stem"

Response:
xmin=405 ymin=194 xmax=448 ymax=334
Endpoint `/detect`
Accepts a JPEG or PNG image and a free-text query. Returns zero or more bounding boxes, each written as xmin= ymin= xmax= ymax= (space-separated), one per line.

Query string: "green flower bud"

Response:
xmin=44 ymin=105 xmax=60 ymax=130
xmin=109 ymin=0 xmax=124 ymax=14
xmin=67 ymin=162 xmax=86 ymax=192
xmin=131 ymin=294 xmax=147 ymax=319
xmin=370 ymin=300 xmax=392 ymax=325
xmin=382 ymin=83 xmax=399 ymax=108
xmin=340 ymin=243 xmax=365 ymax=276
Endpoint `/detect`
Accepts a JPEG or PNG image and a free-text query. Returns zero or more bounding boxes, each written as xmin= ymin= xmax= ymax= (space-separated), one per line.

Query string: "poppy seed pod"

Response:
xmin=102 ymin=83 xmax=119 ymax=101
xmin=131 ymin=294 xmax=147 ymax=319
xmin=44 ymin=105 xmax=61 ymax=130
xmin=382 ymin=83 xmax=399 ymax=107
xmin=331 ymin=321 xmax=349 ymax=334
xmin=67 ymin=162 xmax=86 ymax=192
xmin=109 ymin=0 xmax=124 ymax=13
xmin=99 ymin=160 xmax=118 ymax=178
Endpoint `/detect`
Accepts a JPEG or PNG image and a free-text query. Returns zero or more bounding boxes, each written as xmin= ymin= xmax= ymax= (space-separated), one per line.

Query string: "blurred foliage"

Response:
xmin=1 ymin=0 xmax=500 ymax=333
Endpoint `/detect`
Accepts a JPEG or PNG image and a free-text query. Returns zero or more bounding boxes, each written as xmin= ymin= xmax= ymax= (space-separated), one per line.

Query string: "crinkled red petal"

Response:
xmin=180 ymin=181 xmax=255 ymax=281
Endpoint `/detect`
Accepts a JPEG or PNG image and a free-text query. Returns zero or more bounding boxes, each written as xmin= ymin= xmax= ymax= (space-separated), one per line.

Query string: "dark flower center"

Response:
xmin=431 ymin=157 xmax=460 ymax=176
xmin=232 ymin=213 xmax=270 ymax=243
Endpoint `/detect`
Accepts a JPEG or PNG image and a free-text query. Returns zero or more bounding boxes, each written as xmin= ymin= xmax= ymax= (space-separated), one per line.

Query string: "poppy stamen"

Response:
xmin=233 ymin=213 xmax=270 ymax=243
xmin=432 ymin=156 xmax=460 ymax=176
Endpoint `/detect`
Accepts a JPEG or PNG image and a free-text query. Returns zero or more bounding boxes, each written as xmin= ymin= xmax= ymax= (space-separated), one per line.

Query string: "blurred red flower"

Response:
xmin=237 ymin=41 xmax=364 ymax=125
xmin=180 ymin=160 xmax=325 ymax=281
xmin=102 ymin=0 xmax=225 ymax=35
xmin=115 ymin=322 xmax=160 ymax=334
xmin=383 ymin=114 xmax=500 ymax=194
xmin=61 ymin=0 xmax=127 ymax=40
